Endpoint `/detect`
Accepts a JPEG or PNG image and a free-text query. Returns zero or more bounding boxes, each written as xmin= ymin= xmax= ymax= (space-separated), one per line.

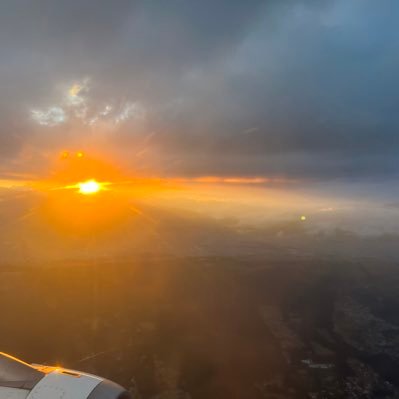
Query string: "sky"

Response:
xmin=0 ymin=0 xmax=398 ymax=184
xmin=0 ymin=0 xmax=398 ymax=263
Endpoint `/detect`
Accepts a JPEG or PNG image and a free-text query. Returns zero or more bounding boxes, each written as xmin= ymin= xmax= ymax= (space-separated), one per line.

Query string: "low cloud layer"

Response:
xmin=0 ymin=0 xmax=398 ymax=180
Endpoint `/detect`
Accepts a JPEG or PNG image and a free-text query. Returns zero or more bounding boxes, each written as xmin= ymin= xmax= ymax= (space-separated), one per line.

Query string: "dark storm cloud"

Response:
xmin=0 ymin=0 xmax=398 ymax=179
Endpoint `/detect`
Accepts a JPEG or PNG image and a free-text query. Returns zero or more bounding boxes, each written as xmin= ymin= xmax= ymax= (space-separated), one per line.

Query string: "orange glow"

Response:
xmin=4 ymin=150 xmax=309 ymax=237
xmin=40 ymin=184 xmax=132 ymax=235
xmin=77 ymin=179 xmax=102 ymax=195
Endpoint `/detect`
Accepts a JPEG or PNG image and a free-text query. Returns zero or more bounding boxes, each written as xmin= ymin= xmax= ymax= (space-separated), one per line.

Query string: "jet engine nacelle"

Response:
xmin=0 ymin=352 xmax=131 ymax=399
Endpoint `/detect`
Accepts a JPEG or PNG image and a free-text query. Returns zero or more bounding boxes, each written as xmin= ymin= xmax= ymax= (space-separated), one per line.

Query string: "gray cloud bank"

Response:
xmin=0 ymin=0 xmax=398 ymax=179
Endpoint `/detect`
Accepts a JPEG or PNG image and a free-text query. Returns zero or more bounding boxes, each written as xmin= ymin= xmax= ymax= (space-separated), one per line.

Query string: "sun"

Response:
xmin=78 ymin=180 xmax=102 ymax=195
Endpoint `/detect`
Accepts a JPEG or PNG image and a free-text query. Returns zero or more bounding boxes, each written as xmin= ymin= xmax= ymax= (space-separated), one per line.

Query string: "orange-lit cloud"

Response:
xmin=172 ymin=176 xmax=293 ymax=185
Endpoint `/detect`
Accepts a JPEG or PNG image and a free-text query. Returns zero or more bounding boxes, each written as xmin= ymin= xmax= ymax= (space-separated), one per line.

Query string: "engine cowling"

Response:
xmin=0 ymin=352 xmax=131 ymax=399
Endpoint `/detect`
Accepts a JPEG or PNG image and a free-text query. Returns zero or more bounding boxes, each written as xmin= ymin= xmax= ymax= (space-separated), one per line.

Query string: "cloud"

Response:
xmin=31 ymin=106 xmax=66 ymax=126
xmin=0 ymin=0 xmax=397 ymax=181
xmin=29 ymin=80 xmax=147 ymax=131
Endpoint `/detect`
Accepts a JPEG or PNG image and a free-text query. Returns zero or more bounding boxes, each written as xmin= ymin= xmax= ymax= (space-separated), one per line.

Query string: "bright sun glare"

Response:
xmin=78 ymin=180 xmax=102 ymax=195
